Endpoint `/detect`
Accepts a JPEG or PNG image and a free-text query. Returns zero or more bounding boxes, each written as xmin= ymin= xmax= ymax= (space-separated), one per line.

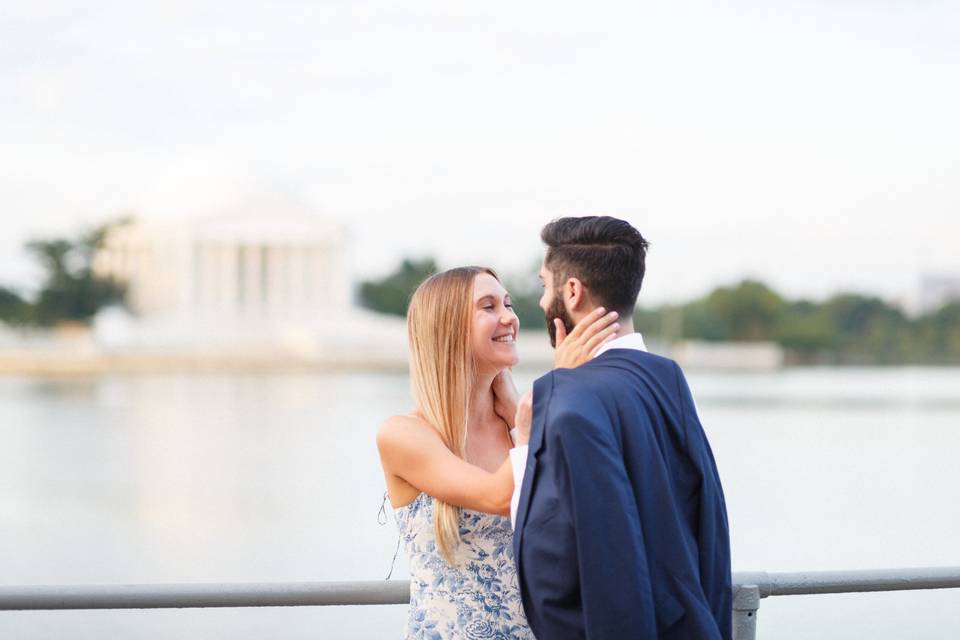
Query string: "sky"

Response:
xmin=2 ymin=0 xmax=958 ymax=307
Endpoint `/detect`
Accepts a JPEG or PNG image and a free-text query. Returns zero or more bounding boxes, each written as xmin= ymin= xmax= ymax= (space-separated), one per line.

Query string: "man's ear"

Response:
xmin=564 ymin=277 xmax=587 ymax=312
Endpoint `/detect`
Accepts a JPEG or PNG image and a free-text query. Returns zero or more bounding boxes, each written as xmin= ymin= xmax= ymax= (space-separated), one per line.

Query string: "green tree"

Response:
xmin=775 ymin=300 xmax=833 ymax=357
xmin=674 ymin=280 xmax=785 ymax=342
xmin=681 ymin=298 xmax=731 ymax=341
xmin=820 ymin=294 xmax=911 ymax=363
xmin=20 ymin=220 xmax=128 ymax=326
xmin=914 ymin=302 xmax=960 ymax=364
xmin=0 ymin=286 xmax=30 ymax=325
xmin=701 ymin=280 xmax=786 ymax=341
xmin=358 ymin=258 xmax=439 ymax=316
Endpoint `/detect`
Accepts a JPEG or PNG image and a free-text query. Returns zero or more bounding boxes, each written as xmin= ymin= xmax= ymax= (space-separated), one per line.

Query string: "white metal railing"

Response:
xmin=2 ymin=567 xmax=959 ymax=639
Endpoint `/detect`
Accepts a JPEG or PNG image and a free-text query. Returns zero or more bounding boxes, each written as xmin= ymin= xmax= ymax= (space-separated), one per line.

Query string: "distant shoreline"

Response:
xmin=5 ymin=350 xmax=956 ymax=376
xmin=0 ymin=354 xmax=415 ymax=376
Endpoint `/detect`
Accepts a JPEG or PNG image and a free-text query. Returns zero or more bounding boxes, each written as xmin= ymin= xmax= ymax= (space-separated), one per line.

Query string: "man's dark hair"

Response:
xmin=541 ymin=216 xmax=650 ymax=313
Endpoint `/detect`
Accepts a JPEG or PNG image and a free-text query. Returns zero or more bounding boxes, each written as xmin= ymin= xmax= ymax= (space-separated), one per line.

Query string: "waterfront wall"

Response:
xmin=0 ymin=319 xmax=783 ymax=374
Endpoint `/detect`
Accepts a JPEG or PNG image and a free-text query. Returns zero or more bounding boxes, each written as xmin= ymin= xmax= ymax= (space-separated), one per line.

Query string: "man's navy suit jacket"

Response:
xmin=513 ymin=348 xmax=732 ymax=639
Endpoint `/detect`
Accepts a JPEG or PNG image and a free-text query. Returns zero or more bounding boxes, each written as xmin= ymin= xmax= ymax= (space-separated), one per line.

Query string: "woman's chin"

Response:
xmin=501 ymin=354 xmax=520 ymax=368
xmin=477 ymin=354 xmax=519 ymax=373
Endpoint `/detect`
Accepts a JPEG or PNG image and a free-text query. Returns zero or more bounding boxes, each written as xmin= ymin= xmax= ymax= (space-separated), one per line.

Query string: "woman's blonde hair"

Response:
xmin=406 ymin=266 xmax=498 ymax=564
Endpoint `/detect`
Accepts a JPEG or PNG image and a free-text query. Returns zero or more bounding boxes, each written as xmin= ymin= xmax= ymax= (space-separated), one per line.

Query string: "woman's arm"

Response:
xmin=376 ymin=415 xmax=513 ymax=516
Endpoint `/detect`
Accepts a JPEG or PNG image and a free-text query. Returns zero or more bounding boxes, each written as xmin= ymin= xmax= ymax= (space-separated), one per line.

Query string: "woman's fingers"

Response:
xmin=554 ymin=318 xmax=567 ymax=345
xmin=586 ymin=320 xmax=621 ymax=348
xmin=587 ymin=322 xmax=621 ymax=355
xmin=568 ymin=306 xmax=606 ymax=339
xmin=555 ymin=307 xmax=621 ymax=366
xmin=574 ymin=309 xmax=618 ymax=345
xmin=587 ymin=310 xmax=619 ymax=339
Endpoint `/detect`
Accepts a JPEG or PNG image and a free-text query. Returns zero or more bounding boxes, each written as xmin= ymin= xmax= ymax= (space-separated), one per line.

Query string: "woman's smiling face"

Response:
xmin=470 ymin=272 xmax=520 ymax=374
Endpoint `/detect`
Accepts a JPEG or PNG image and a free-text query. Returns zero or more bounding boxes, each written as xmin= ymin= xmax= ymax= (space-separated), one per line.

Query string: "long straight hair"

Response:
xmin=406 ymin=266 xmax=497 ymax=564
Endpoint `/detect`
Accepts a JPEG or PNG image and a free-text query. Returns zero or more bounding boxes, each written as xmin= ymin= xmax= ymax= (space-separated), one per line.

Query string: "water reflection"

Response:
xmin=1 ymin=368 xmax=959 ymax=639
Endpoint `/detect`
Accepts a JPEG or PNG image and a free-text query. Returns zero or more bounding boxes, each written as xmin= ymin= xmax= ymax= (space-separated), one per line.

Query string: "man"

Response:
xmin=510 ymin=216 xmax=732 ymax=639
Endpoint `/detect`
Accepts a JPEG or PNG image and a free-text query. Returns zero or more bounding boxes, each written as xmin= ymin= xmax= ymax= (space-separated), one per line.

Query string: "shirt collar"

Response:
xmin=594 ymin=332 xmax=647 ymax=358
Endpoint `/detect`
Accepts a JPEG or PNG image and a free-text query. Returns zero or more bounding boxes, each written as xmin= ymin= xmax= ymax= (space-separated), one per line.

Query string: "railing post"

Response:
xmin=732 ymin=584 xmax=760 ymax=640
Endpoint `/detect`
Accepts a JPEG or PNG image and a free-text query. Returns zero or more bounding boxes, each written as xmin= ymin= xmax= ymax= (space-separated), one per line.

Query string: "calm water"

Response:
xmin=1 ymin=367 xmax=959 ymax=638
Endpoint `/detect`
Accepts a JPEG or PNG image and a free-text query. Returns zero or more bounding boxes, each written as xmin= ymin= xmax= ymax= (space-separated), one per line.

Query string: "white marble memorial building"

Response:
xmin=89 ymin=208 xmax=379 ymax=359
xmin=95 ymin=209 xmax=350 ymax=322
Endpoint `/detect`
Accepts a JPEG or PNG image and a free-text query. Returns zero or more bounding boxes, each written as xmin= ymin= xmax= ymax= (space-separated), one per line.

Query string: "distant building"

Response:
xmin=87 ymin=207 xmax=416 ymax=364
xmin=94 ymin=208 xmax=351 ymax=322
xmin=1 ymin=207 xmax=423 ymax=371
xmin=918 ymin=274 xmax=960 ymax=314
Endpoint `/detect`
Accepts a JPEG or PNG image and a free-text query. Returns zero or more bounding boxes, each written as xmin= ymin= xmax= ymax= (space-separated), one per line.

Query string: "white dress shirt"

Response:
xmin=508 ymin=332 xmax=647 ymax=528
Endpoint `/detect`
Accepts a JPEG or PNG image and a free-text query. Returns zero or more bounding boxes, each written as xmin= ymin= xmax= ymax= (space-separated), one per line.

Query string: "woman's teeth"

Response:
xmin=493 ymin=335 xmax=514 ymax=343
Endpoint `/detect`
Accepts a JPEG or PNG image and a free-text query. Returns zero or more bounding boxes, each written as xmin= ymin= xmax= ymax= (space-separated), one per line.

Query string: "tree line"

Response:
xmin=3 ymin=233 xmax=957 ymax=365
xmin=359 ymin=259 xmax=960 ymax=365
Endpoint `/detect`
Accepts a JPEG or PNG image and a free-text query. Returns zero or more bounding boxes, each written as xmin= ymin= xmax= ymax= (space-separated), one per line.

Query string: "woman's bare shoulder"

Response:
xmin=377 ymin=413 xmax=439 ymax=450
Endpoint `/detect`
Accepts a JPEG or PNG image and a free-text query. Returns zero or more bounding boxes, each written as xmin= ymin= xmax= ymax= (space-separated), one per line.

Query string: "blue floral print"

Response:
xmin=393 ymin=493 xmax=534 ymax=640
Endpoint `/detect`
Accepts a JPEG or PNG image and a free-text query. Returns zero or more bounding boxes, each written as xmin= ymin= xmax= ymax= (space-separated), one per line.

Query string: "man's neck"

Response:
xmin=611 ymin=321 xmax=636 ymax=340
xmin=574 ymin=311 xmax=636 ymax=340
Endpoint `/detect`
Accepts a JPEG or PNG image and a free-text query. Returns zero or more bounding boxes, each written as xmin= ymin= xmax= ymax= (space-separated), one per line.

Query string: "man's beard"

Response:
xmin=546 ymin=291 xmax=576 ymax=348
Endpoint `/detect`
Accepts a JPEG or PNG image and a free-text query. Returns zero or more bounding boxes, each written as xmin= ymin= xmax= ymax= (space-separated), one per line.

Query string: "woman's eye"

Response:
xmin=505 ymin=303 xmax=514 ymax=309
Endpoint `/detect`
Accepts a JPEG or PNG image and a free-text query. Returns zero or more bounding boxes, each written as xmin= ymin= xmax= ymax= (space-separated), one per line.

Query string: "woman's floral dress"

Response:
xmin=394 ymin=492 xmax=535 ymax=640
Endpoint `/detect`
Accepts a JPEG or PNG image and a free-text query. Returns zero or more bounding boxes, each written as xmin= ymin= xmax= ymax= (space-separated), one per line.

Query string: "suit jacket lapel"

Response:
xmin=513 ymin=372 xmax=554 ymax=573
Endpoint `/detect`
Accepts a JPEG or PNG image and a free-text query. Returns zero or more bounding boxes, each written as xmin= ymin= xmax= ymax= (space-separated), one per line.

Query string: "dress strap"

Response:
xmin=378 ymin=491 xmax=402 ymax=580
xmin=377 ymin=491 xmax=389 ymax=525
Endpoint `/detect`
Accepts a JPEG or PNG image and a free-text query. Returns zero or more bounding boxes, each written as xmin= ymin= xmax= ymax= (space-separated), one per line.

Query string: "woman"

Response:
xmin=376 ymin=266 xmax=620 ymax=639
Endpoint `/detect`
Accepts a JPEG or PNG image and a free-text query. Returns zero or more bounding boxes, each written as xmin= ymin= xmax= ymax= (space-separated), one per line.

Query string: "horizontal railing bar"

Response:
xmin=735 ymin=567 xmax=960 ymax=598
xmin=2 ymin=567 xmax=959 ymax=611
xmin=0 ymin=581 xmax=410 ymax=611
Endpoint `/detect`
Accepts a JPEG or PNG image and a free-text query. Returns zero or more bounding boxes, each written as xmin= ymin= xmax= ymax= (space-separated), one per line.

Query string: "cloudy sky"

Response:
xmin=2 ymin=0 xmax=958 ymax=306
